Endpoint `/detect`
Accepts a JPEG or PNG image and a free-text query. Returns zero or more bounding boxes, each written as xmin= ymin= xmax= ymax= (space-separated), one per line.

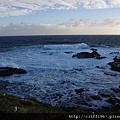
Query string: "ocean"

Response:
xmin=0 ymin=35 xmax=120 ymax=111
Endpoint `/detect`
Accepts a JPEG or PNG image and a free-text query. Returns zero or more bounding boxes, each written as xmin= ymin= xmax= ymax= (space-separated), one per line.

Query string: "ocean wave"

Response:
xmin=0 ymin=61 xmax=19 ymax=68
xmin=43 ymin=43 xmax=89 ymax=50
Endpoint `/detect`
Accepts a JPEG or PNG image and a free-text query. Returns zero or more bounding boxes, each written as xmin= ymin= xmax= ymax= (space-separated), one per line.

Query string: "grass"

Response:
xmin=0 ymin=93 xmax=120 ymax=120
xmin=0 ymin=93 xmax=65 ymax=113
xmin=0 ymin=93 xmax=69 ymax=120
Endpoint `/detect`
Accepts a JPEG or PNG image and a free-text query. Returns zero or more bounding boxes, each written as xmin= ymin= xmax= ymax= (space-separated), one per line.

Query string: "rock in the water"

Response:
xmin=0 ymin=68 xmax=13 ymax=76
xmin=114 ymin=56 xmax=120 ymax=62
xmin=75 ymin=88 xmax=84 ymax=94
xmin=13 ymin=68 xmax=27 ymax=74
xmin=107 ymin=98 xmax=117 ymax=106
xmin=0 ymin=67 xmax=27 ymax=77
xmin=108 ymin=56 xmax=120 ymax=72
xmin=99 ymin=93 xmax=111 ymax=98
xmin=109 ymin=52 xmax=119 ymax=55
xmin=72 ymin=49 xmax=106 ymax=60
xmin=111 ymin=88 xmax=120 ymax=93
xmin=90 ymin=48 xmax=98 ymax=51
xmin=104 ymin=72 xmax=117 ymax=76
xmin=64 ymin=51 xmax=73 ymax=54
xmin=72 ymin=52 xmax=94 ymax=59
xmin=96 ymin=66 xmax=105 ymax=69
xmin=91 ymin=95 xmax=102 ymax=101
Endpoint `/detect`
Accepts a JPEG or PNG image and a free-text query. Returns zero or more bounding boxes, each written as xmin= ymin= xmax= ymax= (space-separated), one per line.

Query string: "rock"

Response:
xmin=114 ymin=56 xmax=120 ymax=62
xmin=64 ymin=51 xmax=73 ymax=54
xmin=110 ymin=64 xmax=120 ymax=72
xmin=72 ymin=52 xmax=94 ymax=59
xmin=61 ymin=81 xmax=66 ymax=84
xmin=13 ymin=68 xmax=27 ymax=74
xmin=90 ymin=48 xmax=98 ymax=51
xmin=74 ymin=68 xmax=82 ymax=71
xmin=108 ymin=56 xmax=120 ymax=72
xmin=72 ymin=49 xmax=106 ymax=60
xmin=111 ymin=88 xmax=120 ymax=93
xmin=75 ymin=88 xmax=84 ymax=94
xmin=109 ymin=52 xmax=119 ymax=55
xmin=107 ymin=98 xmax=117 ymax=106
xmin=69 ymin=68 xmax=82 ymax=74
xmin=114 ymin=98 xmax=120 ymax=104
xmin=91 ymin=95 xmax=102 ymax=101
xmin=104 ymin=72 xmax=117 ymax=76
xmin=96 ymin=66 xmax=105 ymax=69
xmin=99 ymin=93 xmax=111 ymax=98
xmin=96 ymin=56 xmax=106 ymax=60
xmin=0 ymin=67 xmax=27 ymax=77
xmin=92 ymin=51 xmax=101 ymax=58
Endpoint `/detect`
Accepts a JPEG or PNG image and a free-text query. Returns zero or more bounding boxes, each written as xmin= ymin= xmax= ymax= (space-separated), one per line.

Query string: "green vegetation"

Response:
xmin=1 ymin=93 xmax=120 ymax=120
xmin=0 ymin=93 xmax=64 ymax=113
xmin=0 ymin=94 xmax=69 ymax=119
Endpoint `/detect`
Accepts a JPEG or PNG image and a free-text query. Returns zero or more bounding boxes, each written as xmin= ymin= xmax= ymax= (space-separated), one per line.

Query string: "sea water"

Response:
xmin=0 ymin=35 xmax=120 ymax=110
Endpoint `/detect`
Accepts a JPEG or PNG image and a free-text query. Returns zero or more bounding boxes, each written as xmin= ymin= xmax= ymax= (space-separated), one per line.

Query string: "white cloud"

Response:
xmin=0 ymin=18 xmax=120 ymax=35
xmin=0 ymin=0 xmax=120 ymax=17
xmin=90 ymin=18 xmax=120 ymax=27
xmin=59 ymin=19 xmax=90 ymax=27
xmin=101 ymin=18 xmax=120 ymax=27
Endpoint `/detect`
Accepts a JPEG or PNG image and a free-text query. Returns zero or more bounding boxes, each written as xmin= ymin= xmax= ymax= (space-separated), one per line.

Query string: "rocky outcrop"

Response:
xmin=75 ymin=88 xmax=85 ymax=94
xmin=108 ymin=56 xmax=120 ymax=72
xmin=72 ymin=48 xmax=106 ymax=60
xmin=72 ymin=52 xmax=94 ymax=58
xmin=109 ymin=52 xmax=119 ymax=55
xmin=91 ymin=95 xmax=102 ymax=101
xmin=64 ymin=51 xmax=73 ymax=54
xmin=111 ymin=88 xmax=120 ymax=93
xmin=0 ymin=67 xmax=27 ymax=77
xmin=104 ymin=72 xmax=117 ymax=76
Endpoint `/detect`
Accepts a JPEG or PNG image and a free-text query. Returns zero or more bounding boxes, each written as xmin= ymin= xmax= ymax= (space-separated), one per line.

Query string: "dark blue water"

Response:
xmin=0 ymin=35 xmax=120 ymax=110
xmin=0 ymin=35 xmax=120 ymax=50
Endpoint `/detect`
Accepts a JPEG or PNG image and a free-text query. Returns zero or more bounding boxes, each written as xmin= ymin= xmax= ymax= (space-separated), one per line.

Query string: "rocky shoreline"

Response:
xmin=72 ymin=48 xmax=120 ymax=72
xmin=1 ymin=80 xmax=120 ymax=113
xmin=0 ymin=48 xmax=120 ymax=113
xmin=0 ymin=67 xmax=27 ymax=77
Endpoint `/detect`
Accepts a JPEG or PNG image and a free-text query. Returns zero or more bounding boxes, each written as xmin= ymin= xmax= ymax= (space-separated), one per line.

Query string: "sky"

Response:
xmin=0 ymin=0 xmax=120 ymax=36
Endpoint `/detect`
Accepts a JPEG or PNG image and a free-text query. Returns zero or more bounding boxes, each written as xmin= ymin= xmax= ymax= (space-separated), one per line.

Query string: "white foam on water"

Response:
xmin=43 ymin=43 xmax=89 ymax=50
xmin=0 ymin=44 xmax=120 ymax=110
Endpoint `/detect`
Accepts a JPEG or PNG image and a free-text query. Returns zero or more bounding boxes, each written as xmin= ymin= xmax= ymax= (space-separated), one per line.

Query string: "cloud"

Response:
xmin=0 ymin=18 xmax=120 ymax=35
xmin=101 ymin=18 xmax=120 ymax=27
xmin=90 ymin=18 xmax=120 ymax=27
xmin=0 ymin=0 xmax=120 ymax=17
xmin=59 ymin=19 xmax=90 ymax=27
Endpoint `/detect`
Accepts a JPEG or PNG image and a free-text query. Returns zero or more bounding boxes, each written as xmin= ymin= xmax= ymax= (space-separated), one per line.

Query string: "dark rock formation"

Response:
xmin=75 ymin=88 xmax=85 ymax=94
xmin=90 ymin=48 xmax=98 ymax=51
xmin=96 ymin=66 xmax=105 ymax=69
xmin=108 ymin=56 xmax=120 ymax=72
xmin=64 ymin=51 xmax=73 ymax=54
xmin=72 ymin=52 xmax=94 ymax=58
xmin=114 ymin=56 xmax=120 ymax=62
xmin=106 ymin=97 xmax=120 ymax=110
xmin=106 ymin=98 xmax=116 ymax=106
xmin=104 ymin=72 xmax=117 ymax=76
xmin=111 ymin=88 xmax=120 ymax=93
xmin=0 ymin=67 xmax=27 ymax=77
xmin=91 ymin=95 xmax=102 ymax=101
xmin=109 ymin=52 xmax=119 ymax=55
xmin=99 ymin=93 xmax=111 ymax=98
xmin=72 ymin=48 xmax=106 ymax=60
